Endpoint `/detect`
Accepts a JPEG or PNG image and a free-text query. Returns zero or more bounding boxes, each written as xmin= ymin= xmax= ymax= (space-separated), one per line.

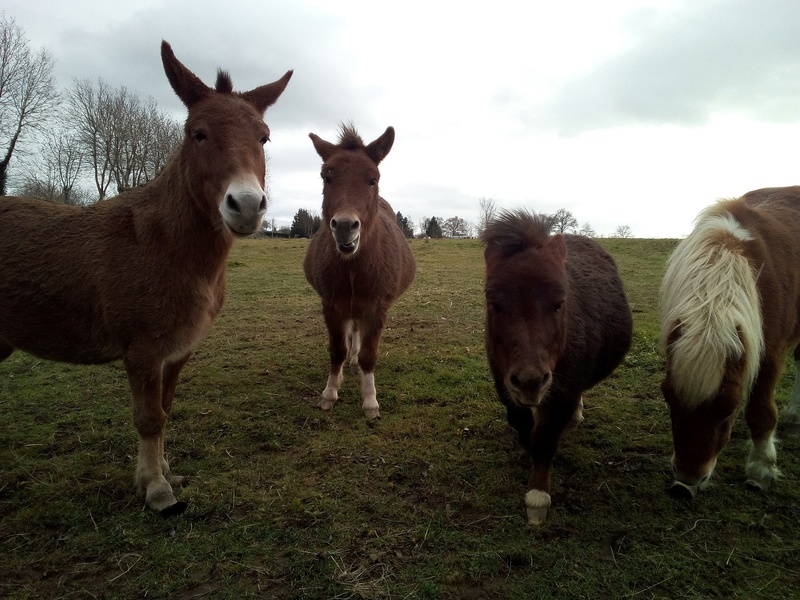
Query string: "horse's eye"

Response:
xmin=259 ymin=135 xmax=269 ymax=145
xmin=553 ymin=301 xmax=565 ymax=313
xmin=487 ymin=301 xmax=502 ymax=314
xmin=324 ymin=175 xmax=333 ymax=185
xmin=192 ymin=130 xmax=207 ymax=143
xmin=368 ymin=178 xmax=377 ymax=187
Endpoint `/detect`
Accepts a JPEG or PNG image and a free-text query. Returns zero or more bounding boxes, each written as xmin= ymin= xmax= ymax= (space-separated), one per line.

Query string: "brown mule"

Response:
xmin=0 ymin=41 xmax=292 ymax=514
xmin=304 ymin=124 xmax=416 ymax=418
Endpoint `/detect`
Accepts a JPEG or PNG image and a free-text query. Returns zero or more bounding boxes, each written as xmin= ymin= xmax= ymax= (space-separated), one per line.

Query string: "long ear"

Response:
xmin=365 ymin=126 xmax=395 ymax=165
xmin=161 ymin=41 xmax=211 ymax=107
xmin=309 ymin=133 xmax=337 ymax=161
xmin=547 ymin=233 xmax=567 ymax=264
xmin=241 ymin=70 xmax=293 ymax=114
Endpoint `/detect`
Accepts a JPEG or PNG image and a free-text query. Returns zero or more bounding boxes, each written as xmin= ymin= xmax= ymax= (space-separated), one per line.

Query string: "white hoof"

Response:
xmin=525 ymin=489 xmax=551 ymax=525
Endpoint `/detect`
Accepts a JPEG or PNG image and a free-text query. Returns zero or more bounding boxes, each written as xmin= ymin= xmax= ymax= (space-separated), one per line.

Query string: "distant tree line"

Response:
xmin=476 ymin=197 xmax=634 ymax=239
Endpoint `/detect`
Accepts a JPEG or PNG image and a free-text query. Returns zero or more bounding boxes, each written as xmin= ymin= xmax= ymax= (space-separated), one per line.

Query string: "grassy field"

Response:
xmin=2 ymin=237 xmax=799 ymax=599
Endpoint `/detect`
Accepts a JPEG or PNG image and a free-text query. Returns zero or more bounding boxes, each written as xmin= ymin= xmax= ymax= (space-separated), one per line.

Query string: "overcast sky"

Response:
xmin=5 ymin=0 xmax=800 ymax=237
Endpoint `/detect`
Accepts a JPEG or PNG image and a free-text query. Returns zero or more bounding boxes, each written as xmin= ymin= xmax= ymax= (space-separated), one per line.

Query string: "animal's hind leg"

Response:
xmin=159 ymin=352 xmax=192 ymax=489
xmin=566 ymin=396 xmax=584 ymax=432
xmin=125 ymin=350 xmax=184 ymax=515
xmin=348 ymin=322 xmax=361 ymax=367
xmin=744 ymin=359 xmax=781 ymax=491
xmin=782 ymin=347 xmax=800 ymax=431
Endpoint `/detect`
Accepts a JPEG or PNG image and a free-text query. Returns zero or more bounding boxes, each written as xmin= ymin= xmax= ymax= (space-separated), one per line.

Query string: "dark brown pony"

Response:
xmin=660 ymin=187 xmax=800 ymax=498
xmin=0 ymin=42 xmax=291 ymax=514
xmin=304 ymin=124 xmax=416 ymax=419
xmin=482 ymin=210 xmax=632 ymax=524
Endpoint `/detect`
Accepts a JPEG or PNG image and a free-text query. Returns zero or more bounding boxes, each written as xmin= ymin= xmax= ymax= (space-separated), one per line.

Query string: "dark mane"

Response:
xmin=215 ymin=70 xmax=233 ymax=93
xmin=337 ymin=123 xmax=365 ymax=150
xmin=481 ymin=209 xmax=552 ymax=257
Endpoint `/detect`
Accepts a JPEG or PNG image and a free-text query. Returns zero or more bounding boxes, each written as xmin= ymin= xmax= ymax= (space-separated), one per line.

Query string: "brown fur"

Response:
xmin=304 ymin=124 xmax=416 ymax=418
xmin=661 ymin=187 xmax=800 ymax=493
xmin=482 ymin=209 xmax=632 ymax=523
xmin=0 ymin=41 xmax=292 ymax=513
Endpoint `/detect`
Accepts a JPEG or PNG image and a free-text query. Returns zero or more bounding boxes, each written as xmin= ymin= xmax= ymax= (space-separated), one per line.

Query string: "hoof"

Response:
xmin=525 ymin=489 xmax=551 ymax=525
xmin=667 ymin=480 xmax=697 ymax=500
xmin=745 ymin=478 xmax=771 ymax=492
xmin=159 ymin=500 xmax=188 ymax=517
xmin=318 ymin=398 xmax=335 ymax=411
xmin=363 ymin=407 xmax=381 ymax=420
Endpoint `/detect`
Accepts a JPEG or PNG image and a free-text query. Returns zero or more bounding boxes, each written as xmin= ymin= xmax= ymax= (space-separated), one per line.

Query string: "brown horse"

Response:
xmin=0 ymin=42 xmax=292 ymax=514
xmin=660 ymin=187 xmax=800 ymax=499
xmin=482 ymin=210 xmax=632 ymax=524
xmin=304 ymin=124 xmax=416 ymax=419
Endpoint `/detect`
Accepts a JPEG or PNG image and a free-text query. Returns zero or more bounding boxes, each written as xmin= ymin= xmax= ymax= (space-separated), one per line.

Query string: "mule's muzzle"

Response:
xmin=220 ymin=180 xmax=268 ymax=237
xmin=331 ymin=215 xmax=360 ymax=256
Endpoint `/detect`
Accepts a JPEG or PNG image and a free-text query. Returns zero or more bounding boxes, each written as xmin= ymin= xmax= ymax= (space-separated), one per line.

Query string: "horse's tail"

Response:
xmin=659 ymin=207 xmax=764 ymax=407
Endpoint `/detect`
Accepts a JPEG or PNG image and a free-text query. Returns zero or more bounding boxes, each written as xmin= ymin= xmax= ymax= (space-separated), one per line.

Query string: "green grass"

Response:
xmin=2 ymin=237 xmax=799 ymax=599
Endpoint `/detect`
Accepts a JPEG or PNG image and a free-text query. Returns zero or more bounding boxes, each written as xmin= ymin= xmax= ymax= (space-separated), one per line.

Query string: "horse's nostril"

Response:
xmin=509 ymin=374 xmax=521 ymax=388
xmin=226 ymin=195 xmax=241 ymax=214
xmin=259 ymin=196 xmax=267 ymax=212
xmin=331 ymin=218 xmax=338 ymax=229
xmin=351 ymin=220 xmax=360 ymax=231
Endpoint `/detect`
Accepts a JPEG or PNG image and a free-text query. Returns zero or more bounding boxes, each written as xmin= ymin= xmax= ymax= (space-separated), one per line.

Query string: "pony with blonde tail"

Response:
xmin=660 ymin=187 xmax=800 ymax=499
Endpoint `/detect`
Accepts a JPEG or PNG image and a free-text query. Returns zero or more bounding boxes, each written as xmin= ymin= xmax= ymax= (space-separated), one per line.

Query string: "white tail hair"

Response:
xmin=660 ymin=207 xmax=764 ymax=408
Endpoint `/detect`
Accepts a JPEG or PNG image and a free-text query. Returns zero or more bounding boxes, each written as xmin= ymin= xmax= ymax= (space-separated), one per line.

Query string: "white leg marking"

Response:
xmin=745 ymin=435 xmax=780 ymax=490
xmin=349 ymin=327 xmax=361 ymax=366
xmin=567 ymin=396 xmax=584 ymax=432
xmin=784 ymin=360 xmax=800 ymax=428
xmin=525 ymin=489 xmax=551 ymax=525
xmin=360 ymin=370 xmax=380 ymax=419
xmin=137 ymin=435 xmax=178 ymax=512
xmin=319 ymin=368 xmax=343 ymax=410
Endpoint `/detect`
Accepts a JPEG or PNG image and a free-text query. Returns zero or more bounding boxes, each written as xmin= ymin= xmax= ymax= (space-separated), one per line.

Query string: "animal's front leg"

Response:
xmin=524 ymin=395 xmax=577 ymax=525
xmin=356 ymin=319 xmax=384 ymax=419
xmin=320 ymin=310 xmax=348 ymax=411
xmin=159 ymin=353 xmax=192 ymax=489
xmin=125 ymin=352 xmax=185 ymax=515
xmin=744 ymin=360 xmax=781 ymax=490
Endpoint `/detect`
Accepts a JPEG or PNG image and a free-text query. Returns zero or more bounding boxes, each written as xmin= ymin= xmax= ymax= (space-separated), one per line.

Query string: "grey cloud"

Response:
xmin=539 ymin=0 xmax=800 ymax=135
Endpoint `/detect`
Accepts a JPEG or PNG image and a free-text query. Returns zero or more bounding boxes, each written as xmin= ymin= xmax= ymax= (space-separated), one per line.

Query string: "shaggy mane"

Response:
xmin=215 ymin=70 xmax=233 ymax=93
xmin=481 ymin=209 xmax=553 ymax=257
xmin=337 ymin=123 xmax=365 ymax=150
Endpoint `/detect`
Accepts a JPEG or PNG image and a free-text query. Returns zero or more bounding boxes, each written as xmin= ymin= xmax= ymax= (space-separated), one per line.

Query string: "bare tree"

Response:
xmin=67 ymin=78 xmax=182 ymax=198
xmin=578 ymin=222 xmax=596 ymax=237
xmin=476 ymin=197 xmax=497 ymax=236
xmin=442 ymin=216 xmax=470 ymax=237
xmin=549 ymin=208 xmax=579 ymax=234
xmin=614 ymin=225 xmax=633 ymax=238
xmin=0 ymin=15 xmax=59 ymax=195
xmin=67 ymin=78 xmax=114 ymax=199
xmin=19 ymin=126 xmax=87 ymax=204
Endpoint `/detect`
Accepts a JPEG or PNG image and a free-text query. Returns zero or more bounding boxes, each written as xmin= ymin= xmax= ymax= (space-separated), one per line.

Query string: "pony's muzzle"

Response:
xmin=668 ymin=480 xmax=698 ymax=500
xmin=506 ymin=368 xmax=552 ymax=406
